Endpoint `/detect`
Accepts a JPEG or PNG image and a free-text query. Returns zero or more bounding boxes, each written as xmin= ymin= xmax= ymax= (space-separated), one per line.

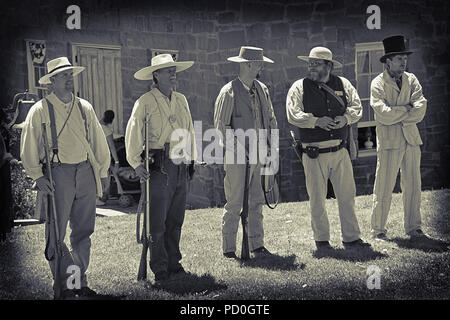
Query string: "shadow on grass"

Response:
xmin=388 ymin=236 xmax=450 ymax=253
xmin=312 ymin=246 xmax=388 ymax=262
xmin=240 ymin=254 xmax=304 ymax=271
xmin=151 ymin=272 xmax=227 ymax=296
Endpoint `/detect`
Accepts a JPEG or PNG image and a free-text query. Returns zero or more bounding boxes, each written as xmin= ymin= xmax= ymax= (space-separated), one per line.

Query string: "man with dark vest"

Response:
xmin=370 ymin=35 xmax=427 ymax=240
xmin=214 ymin=46 xmax=278 ymax=259
xmin=20 ymin=57 xmax=111 ymax=299
xmin=286 ymin=47 xmax=370 ymax=250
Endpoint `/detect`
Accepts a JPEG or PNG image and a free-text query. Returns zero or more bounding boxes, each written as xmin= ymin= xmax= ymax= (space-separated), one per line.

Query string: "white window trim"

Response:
xmin=355 ymin=42 xmax=383 ymax=158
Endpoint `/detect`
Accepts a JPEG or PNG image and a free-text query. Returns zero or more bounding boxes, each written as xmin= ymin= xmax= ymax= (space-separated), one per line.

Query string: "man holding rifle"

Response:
xmin=20 ymin=57 xmax=111 ymax=299
xmin=125 ymin=53 xmax=196 ymax=287
xmin=214 ymin=46 xmax=278 ymax=260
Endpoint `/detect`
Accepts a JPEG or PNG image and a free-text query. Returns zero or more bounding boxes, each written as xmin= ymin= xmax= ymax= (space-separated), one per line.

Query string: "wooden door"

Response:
xmin=72 ymin=45 xmax=124 ymax=135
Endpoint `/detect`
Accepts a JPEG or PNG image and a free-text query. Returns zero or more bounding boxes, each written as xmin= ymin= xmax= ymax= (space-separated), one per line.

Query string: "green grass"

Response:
xmin=1 ymin=189 xmax=449 ymax=300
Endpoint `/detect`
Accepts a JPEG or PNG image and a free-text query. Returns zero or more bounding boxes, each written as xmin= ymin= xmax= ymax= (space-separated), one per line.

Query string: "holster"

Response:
xmin=305 ymin=146 xmax=320 ymax=159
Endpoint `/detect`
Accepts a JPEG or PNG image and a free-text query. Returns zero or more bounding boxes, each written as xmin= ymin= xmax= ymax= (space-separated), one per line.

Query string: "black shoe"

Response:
xmin=154 ymin=271 xmax=169 ymax=287
xmin=223 ymin=252 xmax=238 ymax=259
xmin=251 ymin=246 xmax=272 ymax=258
xmin=169 ymin=265 xmax=186 ymax=275
xmin=75 ymin=286 xmax=97 ymax=297
xmin=372 ymin=232 xmax=388 ymax=241
xmin=343 ymin=239 xmax=371 ymax=248
xmin=57 ymin=289 xmax=77 ymax=300
xmin=315 ymin=241 xmax=332 ymax=249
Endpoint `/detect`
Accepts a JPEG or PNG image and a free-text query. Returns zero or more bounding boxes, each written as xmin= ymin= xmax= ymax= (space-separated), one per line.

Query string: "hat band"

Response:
xmin=48 ymin=64 xmax=73 ymax=74
xmin=240 ymin=50 xmax=264 ymax=61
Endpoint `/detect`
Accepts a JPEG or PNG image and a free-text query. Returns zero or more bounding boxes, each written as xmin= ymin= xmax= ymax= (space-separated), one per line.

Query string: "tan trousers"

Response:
xmin=302 ymin=148 xmax=361 ymax=242
xmin=222 ymin=163 xmax=265 ymax=253
xmin=45 ymin=161 xmax=96 ymax=292
xmin=371 ymin=141 xmax=422 ymax=235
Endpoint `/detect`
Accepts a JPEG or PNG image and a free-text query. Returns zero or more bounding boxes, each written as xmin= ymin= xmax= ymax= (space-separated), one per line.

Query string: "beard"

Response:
xmin=308 ymin=69 xmax=328 ymax=82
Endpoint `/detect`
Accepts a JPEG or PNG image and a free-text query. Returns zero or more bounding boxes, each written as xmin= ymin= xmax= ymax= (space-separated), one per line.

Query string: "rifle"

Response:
xmin=41 ymin=123 xmax=63 ymax=299
xmin=240 ymin=156 xmax=250 ymax=260
xmin=137 ymin=113 xmax=150 ymax=281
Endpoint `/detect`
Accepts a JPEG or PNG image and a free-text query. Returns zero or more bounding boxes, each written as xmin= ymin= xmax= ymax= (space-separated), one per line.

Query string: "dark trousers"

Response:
xmin=148 ymin=158 xmax=187 ymax=275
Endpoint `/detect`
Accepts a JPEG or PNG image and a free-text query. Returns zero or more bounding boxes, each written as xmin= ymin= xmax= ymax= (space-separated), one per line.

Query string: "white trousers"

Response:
xmin=222 ymin=163 xmax=265 ymax=253
xmin=303 ymin=148 xmax=361 ymax=242
xmin=371 ymin=141 xmax=422 ymax=235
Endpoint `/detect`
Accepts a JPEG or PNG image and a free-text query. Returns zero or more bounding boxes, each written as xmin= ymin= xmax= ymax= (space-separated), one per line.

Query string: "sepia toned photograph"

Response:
xmin=0 ymin=0 xmax=449 ymax=313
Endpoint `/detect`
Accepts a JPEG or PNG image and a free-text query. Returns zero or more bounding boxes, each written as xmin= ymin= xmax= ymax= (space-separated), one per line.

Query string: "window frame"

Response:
xmin=355 ymin=42 xmax=384 ymax=158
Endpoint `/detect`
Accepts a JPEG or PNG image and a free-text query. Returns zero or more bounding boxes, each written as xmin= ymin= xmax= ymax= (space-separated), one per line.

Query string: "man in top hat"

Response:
xmin=370 ymin=35 xmax=427 ymax=240
xmin=20 ymin=57 xmax=111 ymax=299
xmin=286 ymin=47 xmax=370 ymax=250
xmin=214 ymin=46 xmax=278 ymax=259
xmin=125 ymin=53 xmax=197 ymax=285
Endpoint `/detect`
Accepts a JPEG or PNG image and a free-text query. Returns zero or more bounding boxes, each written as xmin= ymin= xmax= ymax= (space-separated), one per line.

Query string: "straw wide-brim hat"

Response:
xmin=227 ymin=46 xmax=274 ymax=63
xmin=38 ymin=57 xmax=85 ymax=85
xmin=380 ymin=35 xmax=413 ymax=63
xmin=134 ymin=53 xmax=194 ymax=80
xmin=297 ymin=47 xmax=342 ymax=68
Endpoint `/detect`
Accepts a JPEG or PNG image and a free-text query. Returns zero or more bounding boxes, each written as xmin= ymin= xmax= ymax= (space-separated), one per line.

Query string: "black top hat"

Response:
xmin=380 ymin=35 xmax=413 ymax=63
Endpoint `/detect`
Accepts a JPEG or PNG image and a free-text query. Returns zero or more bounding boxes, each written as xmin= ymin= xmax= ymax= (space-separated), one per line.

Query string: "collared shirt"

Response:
xmin=20 ymin=93 xmax=111 ymax=180
xmin=125 ymin=88 xmax=197 ymax=169
xmin=370 ymin=70 xmax=427 ymax=149
xmin=286 ymin=76 xmax=363 ymax=148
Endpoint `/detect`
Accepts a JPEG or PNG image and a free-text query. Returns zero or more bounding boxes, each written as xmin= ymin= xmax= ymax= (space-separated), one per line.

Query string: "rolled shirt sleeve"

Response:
xmin=86 ymin=105 xmax=111 ymax=178
xmin=340 ymin=77 xmax=363 ymax=125
xmin=286 ymin=79 xmax=318 ymax=129
xmin=125 ymin=99 xmax=145 ymax=170
xmin=20 ymin=102 xmax=46 ymax=181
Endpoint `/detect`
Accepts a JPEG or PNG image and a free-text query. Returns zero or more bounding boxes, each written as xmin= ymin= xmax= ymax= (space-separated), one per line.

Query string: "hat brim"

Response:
xmin=227 ymin=56 xmax=274 ymax=63
xmin=38 ymin=66 xmax=85 ymax=85
xmin=134 ymin=61 xmax=194 ymax=80
xmin=380 ymin=51 xmax=413 ymax=63
xmin=297 ymin=56 xmax=343 ymax=68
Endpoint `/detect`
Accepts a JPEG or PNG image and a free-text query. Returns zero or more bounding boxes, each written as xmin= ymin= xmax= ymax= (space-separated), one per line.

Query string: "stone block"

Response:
xmin=193 ymin=19 xmax=215 ymax=33
xmin=218 ymin=30 xmax=246 ymax=49
xmin=246 ymin=23 xmax=267 ymax=40
xmin=271 ymin=23 xmax=290 ymax=38
xmin=286 ymin=4 xmax=314 ymax=21
xmin=242 ymin=2 xmax=285 ymax=22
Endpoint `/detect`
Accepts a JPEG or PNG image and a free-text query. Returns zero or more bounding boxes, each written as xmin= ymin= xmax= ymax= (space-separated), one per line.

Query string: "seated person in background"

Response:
xmin=97 ymin=110 xmax=120 ymax=206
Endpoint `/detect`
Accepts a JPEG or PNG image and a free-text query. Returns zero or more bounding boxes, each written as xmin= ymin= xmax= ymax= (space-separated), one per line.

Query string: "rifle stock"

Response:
xmin=137 ymin=113 xmax=150 ymax=281
xmin=41 ymin=123 xmax=63 ymax=299
xmin=240 ymin=158 xmax=250 ymax=260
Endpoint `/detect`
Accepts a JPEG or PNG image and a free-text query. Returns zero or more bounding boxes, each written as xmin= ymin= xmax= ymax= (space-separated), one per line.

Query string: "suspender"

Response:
xmin=45 ymin=97 xmax=88 ymax=163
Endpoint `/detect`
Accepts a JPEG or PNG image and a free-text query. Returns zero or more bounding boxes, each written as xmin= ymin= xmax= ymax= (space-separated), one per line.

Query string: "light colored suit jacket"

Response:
xmin=370 ymin=70 xmax=427 ymax=150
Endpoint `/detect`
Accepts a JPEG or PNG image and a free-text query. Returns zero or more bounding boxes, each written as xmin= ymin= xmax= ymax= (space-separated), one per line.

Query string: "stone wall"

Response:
xmin=1 ymin=0 xmax=449 ymax=208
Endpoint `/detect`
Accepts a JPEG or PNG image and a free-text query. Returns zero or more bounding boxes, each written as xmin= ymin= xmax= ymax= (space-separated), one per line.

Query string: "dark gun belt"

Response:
xmin=303 ymin=141 xmax=346 ymax=159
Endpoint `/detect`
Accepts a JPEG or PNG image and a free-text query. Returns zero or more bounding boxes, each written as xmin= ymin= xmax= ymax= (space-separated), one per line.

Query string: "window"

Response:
xmin=25 ymin=39 xmax=48 ymax=99
xmin=355 ymin=42 xmax=384 ymax=157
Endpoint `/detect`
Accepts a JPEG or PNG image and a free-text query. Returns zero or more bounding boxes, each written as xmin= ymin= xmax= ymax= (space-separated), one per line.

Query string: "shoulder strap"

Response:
xmin=319 ymin=82 xmax=346 ymax=109
xmin=45 ymin=99 xmax=59 ymax=159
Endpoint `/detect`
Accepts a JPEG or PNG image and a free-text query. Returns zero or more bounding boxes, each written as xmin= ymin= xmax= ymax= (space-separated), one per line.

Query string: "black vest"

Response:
xmin=299 ymin=75 xmax=349 ymax=143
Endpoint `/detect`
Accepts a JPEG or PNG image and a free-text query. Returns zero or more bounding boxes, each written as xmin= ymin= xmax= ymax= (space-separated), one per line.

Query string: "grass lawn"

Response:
xmin=0 ymin=189 xmax=449 ymax=300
